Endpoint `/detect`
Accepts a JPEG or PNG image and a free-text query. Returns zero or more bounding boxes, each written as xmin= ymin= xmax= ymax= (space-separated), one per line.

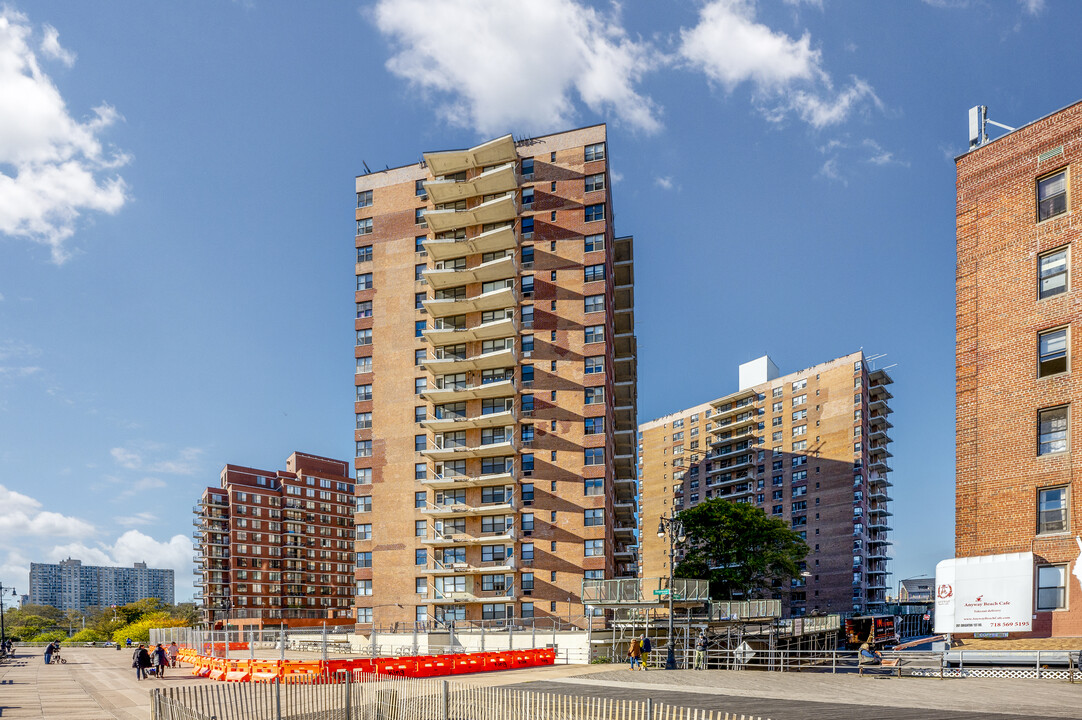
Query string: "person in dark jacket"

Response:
xmin=152 ymin=643 xmax=168 ymax=678
xmin=133 ymin=644 xmax=152 ymax=680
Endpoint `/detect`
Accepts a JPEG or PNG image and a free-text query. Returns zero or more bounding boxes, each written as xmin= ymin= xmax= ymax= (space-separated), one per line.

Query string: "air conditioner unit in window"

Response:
xmin=523 ymin=351 xmax=532 ymax=358
xmin=522 ymin=409 xmax=533 ymax=417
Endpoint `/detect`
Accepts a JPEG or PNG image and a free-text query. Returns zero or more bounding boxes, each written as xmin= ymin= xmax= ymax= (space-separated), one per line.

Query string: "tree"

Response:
xmin=673 ymin=499 xmax=808 ymax=601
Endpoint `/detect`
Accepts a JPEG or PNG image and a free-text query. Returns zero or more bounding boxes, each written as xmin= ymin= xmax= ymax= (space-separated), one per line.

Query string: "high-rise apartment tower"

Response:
xmin=193 ymin=452 xmax=356 ymax=629
xmin=956 ymin=100 xmax=1082 ymax=636
xmin=29 ymin=558 xmax=174 ymax=612
xmin=353 ymin=125 xmax=637 ymax=627
xmin=638 ymin=352 xmax=894 ymax=615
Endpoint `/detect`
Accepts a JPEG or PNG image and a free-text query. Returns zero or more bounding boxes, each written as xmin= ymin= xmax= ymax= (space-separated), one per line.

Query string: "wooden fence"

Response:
xmin=152 ymin=672 xmax=771 ymax=720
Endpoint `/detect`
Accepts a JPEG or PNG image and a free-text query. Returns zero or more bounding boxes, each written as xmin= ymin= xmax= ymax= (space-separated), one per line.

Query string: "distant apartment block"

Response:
xmin=352 ymin=125 xmax=637 ymax=628
xmin=193 ymin=452 xmax=356 ymax=628
xmin=638 ymin=352 xmax=894 ymax=615
xmin=29 ymin=558 xmax=174 ymax=612
xmin=956 ymin=100 xmax=1082 ymax=636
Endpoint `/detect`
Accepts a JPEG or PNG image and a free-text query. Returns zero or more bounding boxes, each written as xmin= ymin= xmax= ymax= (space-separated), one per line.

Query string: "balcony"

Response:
xmin=615 ymin=403 xmax=635 ymax=426
xmin=420 ymin=435 xmax=516 ymax=461
xmin=869 ymin=443 xmax=892 ymax=458
xmin=424 ymin=162 xmax=518 ymax=205
xmin=614 ymin=524 xmax=636 ymax=540
xmin=423 ymin=346 xmax=515 ymax=374
xmin=868 ymin=428 xmax=891 ymax=443
xmin=422 ymin=408 xmax=515 ymax=432
xmin=614 ymin=354 xmax=636 ymax=383
xmin=868 ymin=474 xmax=892 ymax=488
xmin=868 ymin=398 xmax=892 ymax=415
xmin=614 ymin=477 xmax=637 ymax=501
xmin=424 ymin=194 xmax=519 ymax=234
xmin=420 ymin=557 xmax=516 ymax=575
xmin=422 ymin=586 xmax=520 ymax=604
xmin=614 ymin=548 xmax=638 ymax=561
xmin=869 ymin=520 xmax=893 ymax=532
xmin=869 ymin=383 xmax=893 ymax=401
xmin=420 ymin=497 xmax=516 ymax=517
xmin=710 ymin=390 xmax=759 ymax=420
xmin=869 ymin=489 xmax=892 ymax=503
xmin=198 ymin=496 xmax=228 ymax=508
xmin=424 ymin=254 xmax=518 ymax=290
xmin=421 ymin=528 xmax=516 ymax=546
xmin=424 ymin=226 xmax=517 ymax=263
xmin=869 ymin=368 xmax=894 ymax=386
xmin=423 ymin=134 xmax=518 ymax=177
xmin=420 ymin=378 xmax=516 ymax=404
xmin=869 ymin=413 xmax=893 ymax=430
xmin=710 ymin=427 xmax=757 ymax=447
xmin=869 ymin=459 xmax=892 ymax=474
xmin=424 ymin=285 xmax=516 ymax=318
xmin=614 ymin=330 xmax=635 ymax=357
xmin=421 ymin=470 xmax=514 ymax=489
xmin=423 ymin=315 xmax=517 ymax=346
xmin=614 ymin=303 xmax=633 ymax=335
xmin=614 ymin=501 xmax=636 ymax=520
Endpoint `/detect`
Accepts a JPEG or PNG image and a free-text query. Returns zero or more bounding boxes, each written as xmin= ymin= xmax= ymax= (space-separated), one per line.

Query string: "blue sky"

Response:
xmin=0 ymin=0 xmax=1070 ymax=604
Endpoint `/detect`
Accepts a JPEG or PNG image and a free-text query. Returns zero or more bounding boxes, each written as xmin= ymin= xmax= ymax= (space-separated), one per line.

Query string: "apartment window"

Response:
xmin=356 ymin=329 xmax=372 ymax=347
xmin=357 ymin=273 xmax=373 ymax=291
xmin=585 ymin=233 xmax=604 ymax=252
xmin=414 ymin=435 xmax=426 ymax=452
xmin=413 ymin=320 xmax=427 ymax=338
xmin=585 ymin=539 xmax=604 ymax=556
xmin=792 ymin=425 xmax=807 ymax=437
xmin=585 ymin=173 xmax=605 ymax=192
xmin=1038 ymin=169 xmax=1068 ymax=222
xmin=356 ymin=190 xmax=373 ymax=208
xmin=1037 ymin=565 xmax=1067 ymax=610
xmin=415 ymin=235 xmax=426 ymax=254
xmin=356 ymin=440 xmax=372 ymax=457
xmin=584 ymin=447 xmax=605 ymax=466
xmin=415 ymin=179 xmax=427 ymax=197
xmin=356 ymin=468 xmax=371 ymax=484
xmin=415 ymin=292 xmax=425 ymax=310
xmin=357 ymin=580 xmax=372 ymax=596
xmin=522 ymin=275 xmax=534 ymax=297
xmin=521 ymin=216 xmax=534 ymax=238
xmin=584 ymin=294 xmax=605 ymax=313
xmin=522 ymin=157 xmax=534 ymax=178
xmin=415 ymin=349 xmax=426 ymax=366
xmin=1038 ymin=487 xmax=1068 ymax=533
xmin=357 ymin=245 xmax=372 ymax=263
xmin=357 ymin=524 xmax=372 ymax=540
xmin=356 ymin=357 xmax=372 ymax=375
xmin=415 ymin=208 xmax=427 ymax=226
xmin=521 ymin=364 xmax=534 ymax=386
xmin=1039 ymin=406 xmax=1068 ymax=455
xmin=585 ymin=387 xmax=604 ymax=405
xmin=772 ymin=431 xmax=782 ymax=442
xmin=584 ymin=356 xmax=604 ymax=375
xmin=522 ymin=187 xmax=535 ymax=207
xmin=356 ymin=218 xmax=373 ymax=235
xmin=356 ymin=300 xmax=372 ymax=319
xmin=585 ymin=417 xmax=604 ymax=435
xmin=1039 ymin=328 xmax=1068 ymax=377
xmin=584 ymin=143 xmax=605 ymax=162
xmin=1039 ymin=247 xmax=1069 ymax=299
xmin=792 ymin=440 xmax=807 ymax=451
xmin=584 ymin=478 xmax=603 ymax=495
xmin=414 ymin=264 xmax=426 ymax=282
xmin=521 ymin=454 xmax=534 ymax=473
xmin=584 ymin=325 xmax=604 ymax=344
xmin=415 ymin=578 xmax=427 ymax=595
xmin=415 ymin=520 xmax=426 ymax=537
xmin=357 ymin=551 xmax=372 ymax=568
xmin=792 ymin=409 xmax=807 ymax=421
xmin=584 ymin=203 xmax=605 ymax=223
xmin=415 ymin=377 xmax=426 ymax=395
xmin=415 ymin=548 xmax=426 ymax=566
xmin=357 ymin=495 xmax=372 ymax=513
xmin=522 ymin=305 xmax=534 ymax=329
xmin=792 ymin=394 xmax=807 ymax=407
xmin=415 ymin=463 xmax=427 ymax=480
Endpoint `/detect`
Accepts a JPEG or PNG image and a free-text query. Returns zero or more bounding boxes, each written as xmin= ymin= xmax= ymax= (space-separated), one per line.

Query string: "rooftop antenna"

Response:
xmin=362 ymin=161 xmax=371 ymax=175
xmin=969 ymin=105 xmax=1016 ymax=150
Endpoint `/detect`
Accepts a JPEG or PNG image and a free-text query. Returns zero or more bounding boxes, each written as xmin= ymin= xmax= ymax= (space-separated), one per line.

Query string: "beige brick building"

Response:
xmin=956 ymin=100 xmax=1082 ymax=636
xmin=353 ymin=125 xmax=637 ymax=627
xmin=638 ymin=353 xmax=894 ymax=615
xmin=194 ymin=452 xmax=356 ymax=629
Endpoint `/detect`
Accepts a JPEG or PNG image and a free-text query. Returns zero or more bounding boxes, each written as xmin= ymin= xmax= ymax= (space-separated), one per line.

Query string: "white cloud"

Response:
xmin=0 ymin=484 xmax=95 ymax=538
xmin=862 ymin=138 xmax=908 ymax=167
xmin=1019 ymin=0 xmax=1045 ymax=15
xmin=110 ymin=445 xmax=203 ymax=475
xmin=116 ymin=477 xmax=167 ymax=500
xmin=679 ymin=0 xmax=879 ymax=129
xmin=50 ymin=531 xmax=194 ymax=601
xmin=817 ymin=156 xmax=844 ymax=184
xmin=654 ymin=176 xmax=674 ymax=190
xmin=116 ymin=512 xmax=158 ymax=527
xmin=371 ymin=0 xmax=661 ymax=135
xmin=40 ymin=24 xmax=75 ymax=67
xmin=0 ymin=8 xmax=128 ymax=263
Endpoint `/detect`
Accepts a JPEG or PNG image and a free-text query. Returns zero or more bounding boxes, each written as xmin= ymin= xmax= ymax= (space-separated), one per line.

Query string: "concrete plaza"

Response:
xmin=1 ymin=647 xmax=1079 ymax=719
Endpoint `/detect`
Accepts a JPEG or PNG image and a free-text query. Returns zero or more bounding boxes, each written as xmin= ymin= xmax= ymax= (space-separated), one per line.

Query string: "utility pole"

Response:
xmin=657 ymin=509 xmax=685 ymax=670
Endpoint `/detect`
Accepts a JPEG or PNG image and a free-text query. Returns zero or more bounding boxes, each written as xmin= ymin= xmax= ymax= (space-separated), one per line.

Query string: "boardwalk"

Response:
xmin=1 ymin=648 xmax=1080 ymax=720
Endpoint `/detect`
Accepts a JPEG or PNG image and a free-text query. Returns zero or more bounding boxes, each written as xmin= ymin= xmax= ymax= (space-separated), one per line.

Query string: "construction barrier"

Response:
xmin=177 ymin=647 xmax=554 ymax=682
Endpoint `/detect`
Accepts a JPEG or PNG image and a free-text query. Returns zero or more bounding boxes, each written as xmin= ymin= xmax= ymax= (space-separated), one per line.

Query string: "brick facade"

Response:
xmin=353 ymin=126 xmax=637 ymax=628
xmin=956 ymin=100 xmax=1082 ymax=637
xmin=194 ymin=452 xmax=356 ymax=628
xmin=638 ymin=352 xmax=894 ymax=615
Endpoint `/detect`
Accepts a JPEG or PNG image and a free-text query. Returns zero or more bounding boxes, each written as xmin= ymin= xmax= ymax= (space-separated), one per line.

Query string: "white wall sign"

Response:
xmin=934 ymin=552 xmax=1033 ymax=634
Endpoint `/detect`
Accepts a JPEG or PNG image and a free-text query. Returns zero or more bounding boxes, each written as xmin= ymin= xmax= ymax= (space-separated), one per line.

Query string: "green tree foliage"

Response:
xmin=4 ymin=604 xmax=63 ymax=640
xmin=67 ymin=628 xmax=107 ymax=644
xmin=673 ymin=499 xmax=809 ymax=600
xmin=111 ymin=611 xmax=188 ymax=645
xmin=30 ymin=630 xmax=67 ymax=643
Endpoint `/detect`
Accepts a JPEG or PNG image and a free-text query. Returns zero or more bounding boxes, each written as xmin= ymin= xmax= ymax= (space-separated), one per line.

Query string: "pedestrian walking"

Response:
xmin=694 ymin=630 xmax=709 ymax=670
xmin=133 ymin=644 xmax=151 ymax=680
xmin=167 ymin=641 xmax=179 ymax=667
xmin=152 ymin=643 xmax=168 ymax=679
xmin=639 ymin=633 xmax=652 ymax=671
xmin=627 ymin=638 xmax=642 ymax=670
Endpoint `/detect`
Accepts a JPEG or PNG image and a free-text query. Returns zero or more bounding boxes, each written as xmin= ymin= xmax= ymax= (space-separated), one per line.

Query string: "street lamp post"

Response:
xmin=0 ymin=582 xmax=17 ymax=648
xmin=657 ymin=509 xmax=685 ymax=670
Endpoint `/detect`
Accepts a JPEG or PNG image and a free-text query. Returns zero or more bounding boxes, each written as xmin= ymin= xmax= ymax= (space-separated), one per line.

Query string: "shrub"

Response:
xmin=111 ymin=612 xmax=188 ymax=645
xmin=31 ymin=630 xmax=68 ymax=643
xmin=67 ymin=629 xmax=107 ymax=644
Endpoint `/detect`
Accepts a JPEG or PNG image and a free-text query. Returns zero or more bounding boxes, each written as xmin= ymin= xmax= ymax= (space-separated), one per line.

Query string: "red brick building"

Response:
xmin=194 ymin=452 xmax=356 ymax=629
xmin=353 ymin=126 xmax=638 ymax=628
xmin=956 ymin=100 xmax=1082 ymax=637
